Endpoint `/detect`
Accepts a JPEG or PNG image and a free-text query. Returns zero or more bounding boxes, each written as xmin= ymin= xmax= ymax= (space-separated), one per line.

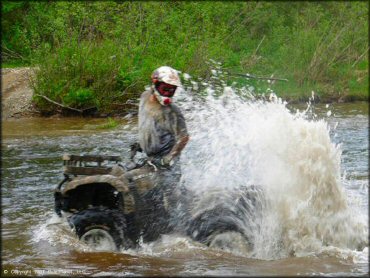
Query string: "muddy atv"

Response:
xmin=54 ymin=154 xmax=178 ymax=251
xmin=54 ymin=154 xmax=265 ymax=252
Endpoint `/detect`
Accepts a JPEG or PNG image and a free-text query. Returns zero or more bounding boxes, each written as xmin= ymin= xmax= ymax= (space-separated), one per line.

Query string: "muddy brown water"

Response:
xmin=1 ymin=102 xmax=368 ymax=276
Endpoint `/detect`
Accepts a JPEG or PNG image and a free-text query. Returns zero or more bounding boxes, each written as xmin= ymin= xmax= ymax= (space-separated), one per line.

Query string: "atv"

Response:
xmin=54 ymin=154 xmax=265 ymax=252
xmin=54 ymin=154 xmax=181 ymax=251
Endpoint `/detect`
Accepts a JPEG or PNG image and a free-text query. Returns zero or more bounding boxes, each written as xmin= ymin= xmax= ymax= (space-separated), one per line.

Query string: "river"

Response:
xmin=1 ymin=100 xmax=368 ymax=276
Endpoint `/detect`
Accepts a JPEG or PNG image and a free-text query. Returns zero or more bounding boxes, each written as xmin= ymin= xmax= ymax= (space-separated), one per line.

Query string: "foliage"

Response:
xmin=2 ymin=1 xmax=368 ymax=113
xmin=96 ymin=117 xmax=119 ymax=129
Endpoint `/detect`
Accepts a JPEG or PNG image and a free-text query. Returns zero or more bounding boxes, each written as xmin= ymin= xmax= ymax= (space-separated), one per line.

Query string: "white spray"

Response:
xmin=175 ymin=68 xmax=368 ymax=260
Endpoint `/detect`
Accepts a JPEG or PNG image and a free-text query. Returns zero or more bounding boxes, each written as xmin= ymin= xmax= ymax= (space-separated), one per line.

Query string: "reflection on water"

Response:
xmin=1 ymin=102 xmax=368 ymax=276
xmin=1 ymin=117 xmax=136 ymax=138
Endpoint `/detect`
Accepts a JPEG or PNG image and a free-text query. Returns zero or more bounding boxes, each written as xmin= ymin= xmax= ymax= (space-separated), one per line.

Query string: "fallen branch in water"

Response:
xmin=34 ymin=94 xmax=83 ymax=113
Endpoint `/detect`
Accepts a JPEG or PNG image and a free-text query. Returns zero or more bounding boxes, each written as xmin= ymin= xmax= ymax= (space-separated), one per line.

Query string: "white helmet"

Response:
xmin=151 ymin=66 xmax=182 ymax=87
xmin=151 ymin=66 xmax=182 ymax=106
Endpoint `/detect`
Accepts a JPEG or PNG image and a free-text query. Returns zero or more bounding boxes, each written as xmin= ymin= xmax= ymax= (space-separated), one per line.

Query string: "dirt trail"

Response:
xmin=1 ymin=67 xmax=39 ymax=119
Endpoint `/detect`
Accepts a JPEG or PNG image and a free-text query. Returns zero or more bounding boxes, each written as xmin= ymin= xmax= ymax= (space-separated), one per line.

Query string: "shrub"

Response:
xmin=4 ymin=1 xmax=368 ymax=112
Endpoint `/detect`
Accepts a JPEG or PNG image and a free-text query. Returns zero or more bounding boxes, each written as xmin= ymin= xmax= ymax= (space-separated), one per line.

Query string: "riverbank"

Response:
xmin=1 ymin=67 xmax=40 ymax=119
xmin=1 ymin=67 xmax=368 ymax=120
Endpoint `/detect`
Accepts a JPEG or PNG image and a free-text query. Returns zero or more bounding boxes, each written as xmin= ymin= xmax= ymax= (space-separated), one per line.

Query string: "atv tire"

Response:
xmin=68 ymin=207 xmax=133 ymax=251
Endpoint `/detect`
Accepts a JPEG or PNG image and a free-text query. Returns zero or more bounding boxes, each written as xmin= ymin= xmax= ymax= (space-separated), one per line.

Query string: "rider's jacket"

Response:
xmin=138 ymin=88 xmax=188 ymax=161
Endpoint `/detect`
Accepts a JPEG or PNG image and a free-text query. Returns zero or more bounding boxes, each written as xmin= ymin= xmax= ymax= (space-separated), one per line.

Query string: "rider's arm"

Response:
xmin=164 ymin=134 xmax=189 ymax=164
xmin=162 ymin=107 xmax=189 ymax=165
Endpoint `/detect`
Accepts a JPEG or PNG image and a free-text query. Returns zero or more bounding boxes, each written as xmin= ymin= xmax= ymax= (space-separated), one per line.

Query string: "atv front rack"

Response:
xmin=63 ymin=154 xmax=122 ymax=176
xmin=54 ymin=154 xmax=123 ymax=216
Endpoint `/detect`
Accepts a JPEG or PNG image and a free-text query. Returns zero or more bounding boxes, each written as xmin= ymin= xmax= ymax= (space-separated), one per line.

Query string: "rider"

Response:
xmin=137 ymin=66 xmax=189 ymax=169
xmin=113 ymin=66 xmax=190 ymax=239
xmin=114 ymin=65 xmax=188 ymax=174
xmin=126 ymin=66 xmax=190 ymax=236
xmin=119 ymin=66 xmax=189 ymax=185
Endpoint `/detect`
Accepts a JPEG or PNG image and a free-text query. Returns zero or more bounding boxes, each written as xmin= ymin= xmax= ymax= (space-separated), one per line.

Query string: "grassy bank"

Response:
xmin=2 ymin=1 xmax=368 ymax=114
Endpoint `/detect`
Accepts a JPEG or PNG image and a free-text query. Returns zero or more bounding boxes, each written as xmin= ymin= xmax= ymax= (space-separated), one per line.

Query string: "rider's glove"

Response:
xmin=161 ymin=155 xmax=174 ymax=167
xmin=149 ymin=155 xmax=173 ymax=169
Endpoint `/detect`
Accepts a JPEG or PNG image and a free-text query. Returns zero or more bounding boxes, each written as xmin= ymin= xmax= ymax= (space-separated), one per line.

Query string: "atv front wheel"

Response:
xmin=68 ymin=207 xmax=133 ymax=251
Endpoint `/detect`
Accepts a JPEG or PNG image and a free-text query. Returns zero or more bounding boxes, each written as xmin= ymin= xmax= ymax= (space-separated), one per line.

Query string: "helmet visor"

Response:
xmin=155 ymin=82 xmax=177 ymax=97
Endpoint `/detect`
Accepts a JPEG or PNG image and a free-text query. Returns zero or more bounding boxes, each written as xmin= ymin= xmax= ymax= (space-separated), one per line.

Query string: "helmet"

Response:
xmin=151 ymin=66 xmax=182 ymax=106
xmin=151 ymin=66 xmax=182 ymax=87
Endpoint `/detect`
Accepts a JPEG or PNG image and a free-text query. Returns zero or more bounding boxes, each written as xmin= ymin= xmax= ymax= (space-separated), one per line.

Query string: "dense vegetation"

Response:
xmin=2 ymin=1 xmax=368 ymax=114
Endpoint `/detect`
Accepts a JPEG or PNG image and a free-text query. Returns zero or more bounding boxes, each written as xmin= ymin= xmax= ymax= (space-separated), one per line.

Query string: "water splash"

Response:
xmin=125 ymin=234 xmax=207 ymax=257
xmin=28 ymin=64 xmax=367 ymax=263
xmin=174 ymin=66 xmax=368 ymax=260
xmin=32 ymin=212 xmax=93 ymax=252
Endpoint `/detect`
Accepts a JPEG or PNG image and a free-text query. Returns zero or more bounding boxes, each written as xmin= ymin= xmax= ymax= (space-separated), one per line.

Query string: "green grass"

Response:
xmin=2 ymin=60 xmax=30 ymax=68
xmin=96 ymin=117 xmax=119 ymax=130
xmin=2 ymin=1 xmax=368 ymax=114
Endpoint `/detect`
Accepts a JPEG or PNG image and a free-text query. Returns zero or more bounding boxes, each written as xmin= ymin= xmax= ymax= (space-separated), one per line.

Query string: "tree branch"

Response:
xmin=227 ymin=71 xmax=288 ymax=82
xmin=34 ymin=94 xmax=83 ymax=113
